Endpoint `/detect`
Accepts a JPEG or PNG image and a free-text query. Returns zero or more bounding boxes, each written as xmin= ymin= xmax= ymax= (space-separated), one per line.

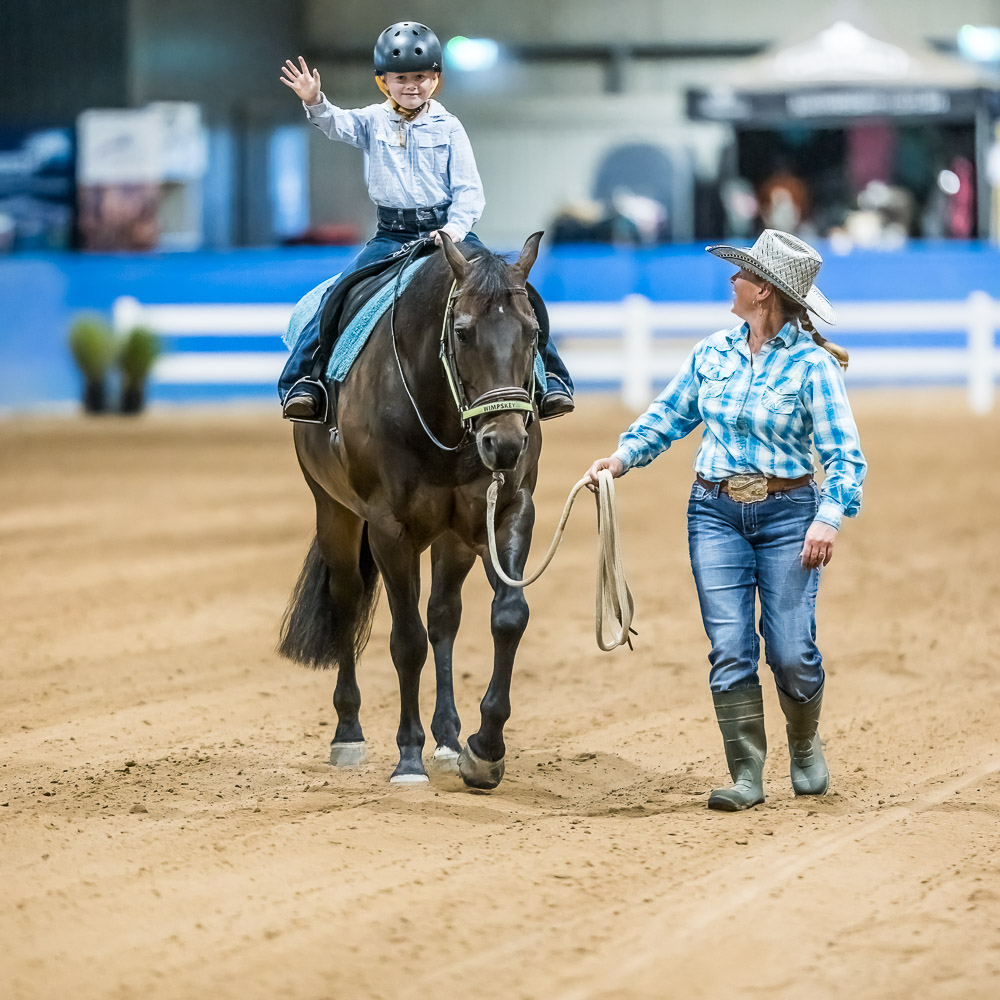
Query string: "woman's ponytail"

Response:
xmin=799 ymin=311 xmax=849 ymax=370
xmin=779 ymin=294 xmax=849 ymax=370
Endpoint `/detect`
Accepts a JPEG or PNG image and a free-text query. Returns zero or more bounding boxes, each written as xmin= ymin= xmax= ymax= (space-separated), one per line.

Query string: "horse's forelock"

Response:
xmin=462 ymin=250 xmax=526 ymax=310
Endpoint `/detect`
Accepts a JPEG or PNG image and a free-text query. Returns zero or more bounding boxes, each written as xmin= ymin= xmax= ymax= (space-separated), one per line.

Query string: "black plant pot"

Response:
xmin=120 ymin=383 xmax=146 ymax=415
xmin=82 ymin=378 xmax=108 ymax=414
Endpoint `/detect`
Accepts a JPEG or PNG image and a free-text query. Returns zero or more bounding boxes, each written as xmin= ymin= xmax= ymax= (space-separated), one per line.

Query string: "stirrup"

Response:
xmin=282 ymin=378 xmax=330 ymax=425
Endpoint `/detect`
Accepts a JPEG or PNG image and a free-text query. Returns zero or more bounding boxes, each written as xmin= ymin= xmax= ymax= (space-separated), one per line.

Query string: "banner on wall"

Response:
xmin=0 ymin=128 xmax=75 ymax=251
xmin=76 ymin=104 xmax=207 ymax=251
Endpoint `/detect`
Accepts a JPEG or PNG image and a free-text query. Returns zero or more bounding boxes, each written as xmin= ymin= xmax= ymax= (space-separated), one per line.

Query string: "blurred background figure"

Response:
xmin=757 ymin=167 xmax=811 ymax=235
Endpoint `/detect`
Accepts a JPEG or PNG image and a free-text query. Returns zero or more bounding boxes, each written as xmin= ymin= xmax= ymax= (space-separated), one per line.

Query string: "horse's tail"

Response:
xmin=277 ymin=524 xmax=381 ymax=670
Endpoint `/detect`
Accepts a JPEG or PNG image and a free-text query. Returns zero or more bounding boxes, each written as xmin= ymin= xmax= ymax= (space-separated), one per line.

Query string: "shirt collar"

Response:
xmin=729 ymin=320 xmax=801 ymax=349
xmin=773 ymin=321 xmax=801 ymax=347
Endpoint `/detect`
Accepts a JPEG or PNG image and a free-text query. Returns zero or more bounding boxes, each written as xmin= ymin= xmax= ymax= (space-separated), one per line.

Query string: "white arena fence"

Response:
xmin=113 ymin=291 xmax=1000 ymax=414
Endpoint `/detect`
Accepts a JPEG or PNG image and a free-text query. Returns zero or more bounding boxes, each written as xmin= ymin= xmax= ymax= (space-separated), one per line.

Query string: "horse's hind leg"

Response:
xmin=427 ymin=534 xmax=477 ymax=769
xmin=312 ymin=492 xmax=378 ymax=766
xmin=367 ymin=529 xmax=429 ymax=783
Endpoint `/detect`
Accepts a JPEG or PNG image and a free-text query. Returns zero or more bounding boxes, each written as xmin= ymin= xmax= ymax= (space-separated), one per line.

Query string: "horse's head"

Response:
xmin=439 ymin=231 xmax=543 ymax=472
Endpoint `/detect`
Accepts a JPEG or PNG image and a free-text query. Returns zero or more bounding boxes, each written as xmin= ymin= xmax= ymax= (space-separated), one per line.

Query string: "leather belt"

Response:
xmin=696 ymin=473 xmax=813 ymax=502
xmin=376 ymin=203 xmax=451 ymax=233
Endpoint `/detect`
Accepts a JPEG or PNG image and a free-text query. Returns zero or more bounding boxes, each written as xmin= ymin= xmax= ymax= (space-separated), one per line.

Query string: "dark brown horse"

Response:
xmin=278 ymin=232 xmax=544 ymax=788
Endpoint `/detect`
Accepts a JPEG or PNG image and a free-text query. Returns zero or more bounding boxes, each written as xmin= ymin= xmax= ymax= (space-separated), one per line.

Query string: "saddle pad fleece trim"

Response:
xmin=283 ymin=274 xmax=341 ymax=350
xmin=533 ymin=352 xmax=546 ymax=391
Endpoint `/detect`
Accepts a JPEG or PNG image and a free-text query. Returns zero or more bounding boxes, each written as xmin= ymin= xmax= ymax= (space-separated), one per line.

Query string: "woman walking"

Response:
xmin=585 ymin=230 xmax=866 ymax=811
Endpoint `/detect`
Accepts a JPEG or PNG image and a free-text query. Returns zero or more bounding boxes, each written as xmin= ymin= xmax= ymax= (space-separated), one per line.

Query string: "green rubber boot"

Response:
xmin=708 ymin=685 xmax=766 ymax=812
xmin=776 ymin=683 xmax=829 ymax=796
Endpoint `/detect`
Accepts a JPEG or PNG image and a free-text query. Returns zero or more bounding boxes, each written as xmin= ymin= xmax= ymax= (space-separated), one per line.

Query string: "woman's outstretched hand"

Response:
xmin=584 ymin=456 xmax=624 ymax=494
xmin=280 ymin=56 xmax=322 ymax=105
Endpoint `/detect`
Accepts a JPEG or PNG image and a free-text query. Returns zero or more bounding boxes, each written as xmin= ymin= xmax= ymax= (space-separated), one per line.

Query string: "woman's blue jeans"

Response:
xmin=687 ymin=480 xmax=824 ymax=702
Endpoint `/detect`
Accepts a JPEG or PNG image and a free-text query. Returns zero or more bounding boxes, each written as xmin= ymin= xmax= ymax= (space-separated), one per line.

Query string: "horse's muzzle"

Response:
xmin=476 ymin=415 xmax=528 ymax=472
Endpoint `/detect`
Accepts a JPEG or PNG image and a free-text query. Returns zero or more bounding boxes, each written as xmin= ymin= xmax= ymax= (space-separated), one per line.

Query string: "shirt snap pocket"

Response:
xmin=762 ymin=376 xmax=802 ymax=414
xmin=412 ymin=129 xmax=450 ymax=174
xmin=698 ymin=363 xmax=735 ymax=399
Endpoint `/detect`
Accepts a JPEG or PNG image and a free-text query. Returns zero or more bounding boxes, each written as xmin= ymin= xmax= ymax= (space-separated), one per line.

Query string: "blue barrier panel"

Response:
xmin=3 ymin=241 xmax=1000 ymax=410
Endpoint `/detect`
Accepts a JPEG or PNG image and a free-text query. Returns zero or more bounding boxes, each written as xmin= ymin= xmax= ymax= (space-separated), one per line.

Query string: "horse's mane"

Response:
xmin=459 ymin=246 xmax=522 ymax=309
xmin=408 ymin=243 xmax=526 ymax=318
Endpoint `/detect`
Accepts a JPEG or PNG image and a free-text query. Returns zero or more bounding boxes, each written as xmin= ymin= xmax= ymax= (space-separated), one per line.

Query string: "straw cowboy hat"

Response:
xmin=706 ymin=229 xmax=836 ymax=325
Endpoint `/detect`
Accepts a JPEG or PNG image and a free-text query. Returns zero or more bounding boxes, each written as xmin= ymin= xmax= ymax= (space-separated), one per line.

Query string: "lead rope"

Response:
xmin=485 ymin=468 xmax=636 ymax=651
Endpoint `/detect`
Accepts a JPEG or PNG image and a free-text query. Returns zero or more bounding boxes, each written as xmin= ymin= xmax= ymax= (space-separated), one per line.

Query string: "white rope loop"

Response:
xmin=485 ymin=468 xmax=635 ymax=651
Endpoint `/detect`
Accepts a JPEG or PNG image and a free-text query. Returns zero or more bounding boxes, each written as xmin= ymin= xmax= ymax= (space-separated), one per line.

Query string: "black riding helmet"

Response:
xmin=373 ymin=22 xmax=443 ymax=74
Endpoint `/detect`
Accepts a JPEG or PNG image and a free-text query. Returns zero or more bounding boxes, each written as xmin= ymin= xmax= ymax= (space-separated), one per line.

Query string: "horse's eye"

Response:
xmin=454 ymin=327 xmax=470 ymax=344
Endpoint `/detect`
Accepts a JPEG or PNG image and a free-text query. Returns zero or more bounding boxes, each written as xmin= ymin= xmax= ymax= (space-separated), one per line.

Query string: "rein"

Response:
xmin=388 ymin=242 xmax=537 ymax=452
xmin=485 ymin=469 xmax=637 ymax=651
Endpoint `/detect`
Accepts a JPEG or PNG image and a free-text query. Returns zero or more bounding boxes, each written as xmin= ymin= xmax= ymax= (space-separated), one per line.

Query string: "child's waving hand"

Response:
xmin=280 ymin=56 xmax=321 ymax=105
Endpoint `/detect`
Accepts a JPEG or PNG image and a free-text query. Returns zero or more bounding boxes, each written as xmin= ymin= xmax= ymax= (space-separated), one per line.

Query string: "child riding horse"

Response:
xmin=279 ymin=232 xmax=546 ymax=789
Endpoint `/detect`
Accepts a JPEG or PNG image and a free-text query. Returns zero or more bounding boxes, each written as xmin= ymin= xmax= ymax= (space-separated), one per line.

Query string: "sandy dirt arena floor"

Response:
xmin=2 ymin=391 xmax=1000 ymax=1000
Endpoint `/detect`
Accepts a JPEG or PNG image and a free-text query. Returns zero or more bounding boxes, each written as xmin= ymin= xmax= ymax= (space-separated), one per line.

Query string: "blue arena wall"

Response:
xmin=3 ymin=241 xmax=1000 ymax=411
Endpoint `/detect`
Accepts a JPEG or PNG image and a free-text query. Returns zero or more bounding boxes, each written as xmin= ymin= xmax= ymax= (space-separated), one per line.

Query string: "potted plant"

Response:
xmin=117 ymin=325 xmax=162 ymax=414
xmin=68 ymin=314 xmax=116 ymax=414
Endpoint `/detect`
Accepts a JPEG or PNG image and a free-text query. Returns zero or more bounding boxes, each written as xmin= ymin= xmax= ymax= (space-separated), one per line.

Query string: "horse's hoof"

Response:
xmin=329 ymin=741 xmax=367 ymax=766
xmin=458 ymin=744 xmax=505 ymax=789
xmin=428 ymin=745 xmax=461 ymax=774
xmin=389 ymin=771 xmax=429 ymax=785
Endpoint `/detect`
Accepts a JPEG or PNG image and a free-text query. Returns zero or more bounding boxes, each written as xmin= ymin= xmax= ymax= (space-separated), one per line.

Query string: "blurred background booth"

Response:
xmin=687 ymin=20 xmax=1000 ymax=246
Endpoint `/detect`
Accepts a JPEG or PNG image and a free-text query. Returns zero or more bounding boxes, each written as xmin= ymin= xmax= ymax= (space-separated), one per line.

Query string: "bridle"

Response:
xmin=389 ymin=244 xmax=537 ymax=453
xmin=439 ymin=278 xmax=537 ymax=422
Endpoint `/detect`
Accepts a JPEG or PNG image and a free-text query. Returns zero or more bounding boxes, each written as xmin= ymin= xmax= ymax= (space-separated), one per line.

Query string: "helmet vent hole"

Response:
xmin=414 ymin=47 xmax=422 ymax=55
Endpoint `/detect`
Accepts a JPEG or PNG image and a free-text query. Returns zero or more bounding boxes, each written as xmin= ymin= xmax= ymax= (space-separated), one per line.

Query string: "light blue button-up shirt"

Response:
xmin=612 ymin=321 xmax=867 ymax=529
xmin=304 ymin=96 xmax=485 ymax=240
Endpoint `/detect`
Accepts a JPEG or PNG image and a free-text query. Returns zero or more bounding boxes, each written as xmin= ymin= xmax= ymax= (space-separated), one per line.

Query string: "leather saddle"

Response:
xmin=313 ymin=237 xmax=438 ymax=379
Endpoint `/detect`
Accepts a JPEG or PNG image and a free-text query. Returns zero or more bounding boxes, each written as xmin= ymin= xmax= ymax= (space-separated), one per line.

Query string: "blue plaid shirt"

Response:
xmin=304 ymin=96 xmax=485 ymax=240
xmin=613 ymin=321 xmax=866 ymax=529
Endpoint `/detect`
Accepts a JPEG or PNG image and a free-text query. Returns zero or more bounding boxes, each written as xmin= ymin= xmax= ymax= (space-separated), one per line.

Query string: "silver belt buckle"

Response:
xmin=727 ymin=473 xmax=769 ymax=503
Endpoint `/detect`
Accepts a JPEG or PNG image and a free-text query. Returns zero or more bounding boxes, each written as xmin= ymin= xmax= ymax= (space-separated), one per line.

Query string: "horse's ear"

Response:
xmin=512 ymin=231 xmax=544 ymax=284
xmin=439 ymin=231 xmax=470 ymax=283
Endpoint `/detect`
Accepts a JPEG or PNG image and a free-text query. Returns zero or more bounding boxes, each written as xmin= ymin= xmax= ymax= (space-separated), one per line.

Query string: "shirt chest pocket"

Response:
xmin=762 ymin=374 xmax=804 ymax=414
xmin=411 ymin=129 xmax=450 ymax=177
xmin=697 ymin=362 xmax=737 ymax=399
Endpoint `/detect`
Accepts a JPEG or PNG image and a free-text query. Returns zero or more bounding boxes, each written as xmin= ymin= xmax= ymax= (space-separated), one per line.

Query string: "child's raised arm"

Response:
xmin=280 ymin=56 xmax=322 ymax=105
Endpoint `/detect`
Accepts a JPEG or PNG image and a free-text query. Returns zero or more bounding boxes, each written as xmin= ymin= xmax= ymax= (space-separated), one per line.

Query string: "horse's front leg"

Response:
xmin=427 ymin=534 xmax=477 ymax=768
xmin=368 ymin=529 xmax=429 ymax=784
xmin=460 ymin=488 xmax=535 ymax=790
